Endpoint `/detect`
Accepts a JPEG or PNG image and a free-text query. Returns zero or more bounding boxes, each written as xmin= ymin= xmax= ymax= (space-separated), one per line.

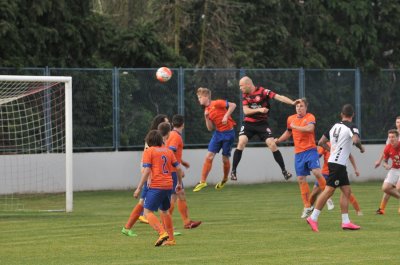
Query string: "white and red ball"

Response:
xmin=156 ymin=67 xmax=172 ymax=82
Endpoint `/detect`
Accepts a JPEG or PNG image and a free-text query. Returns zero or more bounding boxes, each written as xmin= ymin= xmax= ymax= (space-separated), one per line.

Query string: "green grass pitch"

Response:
xmin=1 ymin=181 xmax=400 ymax=264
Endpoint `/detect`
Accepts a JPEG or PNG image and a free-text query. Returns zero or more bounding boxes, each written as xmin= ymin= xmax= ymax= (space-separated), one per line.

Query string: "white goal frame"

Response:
xmin=0 ymin=75 xmax=73 ymax=212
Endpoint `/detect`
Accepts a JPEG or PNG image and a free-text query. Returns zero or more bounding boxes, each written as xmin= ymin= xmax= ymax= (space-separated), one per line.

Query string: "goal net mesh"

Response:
xmin=0 ymin=79 xmax=67 ymax=212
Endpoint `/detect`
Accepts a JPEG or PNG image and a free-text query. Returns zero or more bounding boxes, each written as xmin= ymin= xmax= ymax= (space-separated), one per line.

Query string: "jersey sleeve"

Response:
xmin=214 ymin=99 xmax=228 ymax=109
xmin=142 ymin=148 xmax=152 ymax=168
xmin=263 ymin=88 xmax=276 ymax=99
xmin=169 ymin=150 xmax=180 ymax=167
xmin=308 ymin=114 xmax=316 ymax=125
xmin=350 ymin=124 xmax=360 ymax=136
xmin=167 ymin=134 xmax=179 ymax=153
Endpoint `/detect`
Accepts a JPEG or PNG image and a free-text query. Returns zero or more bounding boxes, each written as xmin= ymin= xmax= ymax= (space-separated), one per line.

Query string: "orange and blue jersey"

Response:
xmin=287 ymin=112 xmax=316 ymax=154
xmin=205 ymin=99 xmax=236 ymax=131
xmin=142 ymin=145 xmax=179 ymax=190
xmin=166 ymin=130 xmax=183 ymax=163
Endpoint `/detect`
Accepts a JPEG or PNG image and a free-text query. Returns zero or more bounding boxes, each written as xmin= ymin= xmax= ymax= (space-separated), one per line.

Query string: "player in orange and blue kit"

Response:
xmin=122 ymin=114 xmax=169 ymax=237
xmin=275 ymin=98 xmax=326 ymax=218
xmin=166 ymin=114 xmax=202 ymax=229
xmin=193 ymin=87 xmax=236 ymax=192
xmin=134 ymin=130 xmax=183 ymax=246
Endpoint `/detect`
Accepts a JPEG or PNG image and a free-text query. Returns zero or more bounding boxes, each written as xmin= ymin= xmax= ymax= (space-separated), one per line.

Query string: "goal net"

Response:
xmin=0 ymin=76 xmax=73 ymax=212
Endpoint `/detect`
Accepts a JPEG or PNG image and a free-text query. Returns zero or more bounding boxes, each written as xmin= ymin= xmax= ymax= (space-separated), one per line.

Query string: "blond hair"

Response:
xmin=197 ymin=87 xmax=211 ymax=98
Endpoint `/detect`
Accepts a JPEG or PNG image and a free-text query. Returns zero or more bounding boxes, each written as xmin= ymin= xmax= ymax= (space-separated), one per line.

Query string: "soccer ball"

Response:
xmin=156 ymin=67 xmax=172 ymax=83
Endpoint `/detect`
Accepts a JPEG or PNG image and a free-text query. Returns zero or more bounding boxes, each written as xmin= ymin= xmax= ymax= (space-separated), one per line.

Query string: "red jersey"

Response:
xmin=287 ymin=113 xmax=316 ymax=153
xmin=383 ymin=142 xmax=400 ymax=169
xmin=317 ymin=144 xmax=330 ymax=175
xmin=166 ymin=130 xmax=183 ymax=163
xmin=142 ymin=146 xmax=179 ymax=190
xmin=242 ymin=86 xmax=276 ymax=123
xmin=205 ymin=99 xmax=236 ymax=131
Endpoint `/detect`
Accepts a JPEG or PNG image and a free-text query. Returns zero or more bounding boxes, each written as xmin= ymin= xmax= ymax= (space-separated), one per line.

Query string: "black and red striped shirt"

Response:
xmin=242 ymin=86 xmax=276 ymax=123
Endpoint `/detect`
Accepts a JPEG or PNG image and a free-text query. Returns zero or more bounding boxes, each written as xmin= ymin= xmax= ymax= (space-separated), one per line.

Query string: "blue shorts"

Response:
xmin=314 ymin=174 xmax=329 ymax=187
xmin=140 ymin=181 xmax=148 ymax=199
xmin=144 ymin=188 xmax=172 ymax=212
xmin=208 ymin=129 xmax=235 ymax=156
xmin=171 ymin=172 xmax=184 ymax=194
xmin=294 ymin=148 xmax=321 ymax=176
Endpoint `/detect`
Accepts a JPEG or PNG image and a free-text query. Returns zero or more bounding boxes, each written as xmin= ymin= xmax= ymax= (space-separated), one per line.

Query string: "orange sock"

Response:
xmin=201 ymin=159 xmax=212 ymax=183
xmin=146 ymin=212 xmax=165 ymax=235
xmin=316 ymin=177 xmax=326 ymax=191
xmin=223 ymin=159 xmax=230 ymax=180
xmin=349 ymin=194 xmax=360 ymax=212
xmin=380 ymin=199 xmax=388 ymax=211
xmin=125 ymin=203 xmax=143 ymax=229
xmin=169 ymin=200 xmax=175 ymax=216
xmin=177 ymin=199 xmax=190 ymax=225
xmin=299 ymin=182 xmax=311 ymax=208
xmin=160 ymin=212 xmax=174 ymax=241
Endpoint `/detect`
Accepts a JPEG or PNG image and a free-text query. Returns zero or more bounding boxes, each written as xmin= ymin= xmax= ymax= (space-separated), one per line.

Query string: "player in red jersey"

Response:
xmin=166 ymin=114 xmax=202 ymax=229
xmin=374 ymin=116 xmax=400 ymax=214
xmin=133 ymin=130 xmax=183 ymax=246
xmin=230 ymin=76 xmax=300 ymax=181
xmin=193 ymin=87 xmax=236 ymax=192
xmin=375 ymin=129 xmax=400 ymax=214
xmin=275 ymin=98 xmax=326 ymax=218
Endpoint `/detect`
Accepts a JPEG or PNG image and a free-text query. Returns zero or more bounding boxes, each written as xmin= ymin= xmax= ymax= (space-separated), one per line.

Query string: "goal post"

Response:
xmin=0 ymin=75 xmax=73 ymax=212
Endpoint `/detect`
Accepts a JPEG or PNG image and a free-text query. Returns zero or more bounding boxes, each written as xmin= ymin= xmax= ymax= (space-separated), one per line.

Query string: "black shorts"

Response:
xmin=327 ymin=163 xmax=350 ymax=188
xmin=238 ymin=121 xmax=273 ymax=142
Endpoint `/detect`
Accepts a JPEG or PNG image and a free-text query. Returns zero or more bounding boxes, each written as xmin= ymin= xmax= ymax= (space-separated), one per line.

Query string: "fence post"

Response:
xmin=178 ymin=67 xmax=184 ymax=116
xmin=239 ymin=68 xmax=246 ymax=125
xmin=113 ymin=67 xmax=120 ymax=151
xmin=355 ymin=68 xmax=361 ymax=135
xmin=299 ymin=67 xmax=305 ymax=98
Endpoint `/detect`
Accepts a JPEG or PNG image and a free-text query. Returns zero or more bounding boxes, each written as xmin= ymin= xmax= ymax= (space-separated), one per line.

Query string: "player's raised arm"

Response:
xmin=273 ymin=94 xmax=300 ymax=106
xmin=222 ymin=101 xmax=236 ymax=124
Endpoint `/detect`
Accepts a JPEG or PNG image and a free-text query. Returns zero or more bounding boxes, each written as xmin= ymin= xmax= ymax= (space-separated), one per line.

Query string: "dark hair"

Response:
xmin=157 ymin=121 xmax=171 ymax=137
xmin=145 ymin=130 xmax=163 ymax=147
xmin=341 ymin=104 xmax=354 ymax=117
xmin=388 ymin=129 xmax=399 ymax=137
xmin=149 ymin=114 xmax=168 ymax=131
xmin=172 ymin=114 xmax=184 ymax=128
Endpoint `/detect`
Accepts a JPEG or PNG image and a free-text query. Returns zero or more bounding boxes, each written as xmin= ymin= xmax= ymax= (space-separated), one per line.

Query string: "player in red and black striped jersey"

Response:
xmin=230 ymin=76 xmax=300 ymax=181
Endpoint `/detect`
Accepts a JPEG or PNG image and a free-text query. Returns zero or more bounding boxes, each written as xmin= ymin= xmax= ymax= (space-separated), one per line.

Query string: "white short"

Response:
xmin=384 ymin=168 xmax=400 ymax=186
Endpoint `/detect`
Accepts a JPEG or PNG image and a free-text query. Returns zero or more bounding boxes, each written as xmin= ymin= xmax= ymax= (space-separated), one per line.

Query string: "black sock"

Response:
xmin=272 ymin=150 xmax=285 ymax=171
xmin=232 ymin=149 xmax=243 ymax=172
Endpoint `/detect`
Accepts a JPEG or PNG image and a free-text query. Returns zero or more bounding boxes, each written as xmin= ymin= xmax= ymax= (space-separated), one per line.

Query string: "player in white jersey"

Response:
xmin=306 ymin=104 xmax=365 ymax=232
